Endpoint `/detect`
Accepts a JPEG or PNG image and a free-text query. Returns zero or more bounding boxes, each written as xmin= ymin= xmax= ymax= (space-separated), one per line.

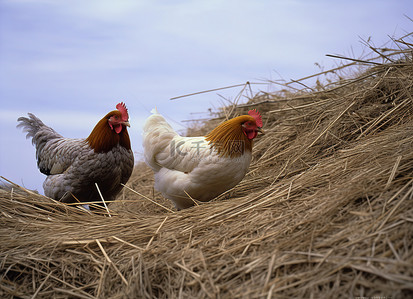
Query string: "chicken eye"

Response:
xmin=108 ymin=115 xmax=119 ymax=123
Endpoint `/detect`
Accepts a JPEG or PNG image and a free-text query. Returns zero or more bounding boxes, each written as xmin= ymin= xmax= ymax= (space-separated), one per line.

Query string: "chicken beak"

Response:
xmin=257 ymin=127 xmax=265 ymax=135
xmin=123 ymin=121 xmax=131 ymax=127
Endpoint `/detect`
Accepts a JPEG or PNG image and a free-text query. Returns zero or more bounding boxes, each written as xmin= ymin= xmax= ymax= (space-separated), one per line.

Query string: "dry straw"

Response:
xmin=1 ymin=33 xmax=413 ymax=298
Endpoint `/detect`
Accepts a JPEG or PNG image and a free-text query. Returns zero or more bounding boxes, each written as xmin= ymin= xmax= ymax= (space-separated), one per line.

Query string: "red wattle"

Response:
xmin=115 ymin=125 xmax=122 ymax=134
xmin=245 ymin=130 xmax=257 ymax=140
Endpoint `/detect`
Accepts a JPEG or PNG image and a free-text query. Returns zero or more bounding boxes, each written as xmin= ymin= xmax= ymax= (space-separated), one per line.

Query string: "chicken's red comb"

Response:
xmin=116 ymin=102 xmax=129 ymax=121
xmin=248 ymin=109 xmax=263 ymax=127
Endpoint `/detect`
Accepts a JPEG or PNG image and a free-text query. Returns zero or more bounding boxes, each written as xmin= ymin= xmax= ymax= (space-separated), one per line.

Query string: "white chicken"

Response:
xmin=143 ymin=109 xmax=263 ymax=210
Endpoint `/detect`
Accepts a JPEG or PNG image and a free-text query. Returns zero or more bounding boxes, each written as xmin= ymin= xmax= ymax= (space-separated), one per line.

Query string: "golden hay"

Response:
xmin=1 ymin=33 xmax=413 ymax=298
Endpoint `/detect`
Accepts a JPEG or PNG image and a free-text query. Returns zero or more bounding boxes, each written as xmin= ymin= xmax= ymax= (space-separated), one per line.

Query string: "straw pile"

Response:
xmin=1 ymin=34 xmax=413 ymax=298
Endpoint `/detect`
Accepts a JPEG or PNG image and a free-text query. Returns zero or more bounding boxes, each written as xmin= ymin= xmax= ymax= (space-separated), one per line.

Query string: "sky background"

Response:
xmin=0 ymin=0 xmax=412 ymax=193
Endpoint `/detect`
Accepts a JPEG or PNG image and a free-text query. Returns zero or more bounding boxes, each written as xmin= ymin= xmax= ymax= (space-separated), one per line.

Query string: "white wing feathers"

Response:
xmin=143 ymin=111 xmax=208 ymax=172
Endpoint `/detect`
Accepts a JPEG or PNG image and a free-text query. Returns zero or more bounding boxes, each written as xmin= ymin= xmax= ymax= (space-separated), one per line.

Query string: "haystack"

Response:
xmin=1 ymin=33 xmax=412 ymax=298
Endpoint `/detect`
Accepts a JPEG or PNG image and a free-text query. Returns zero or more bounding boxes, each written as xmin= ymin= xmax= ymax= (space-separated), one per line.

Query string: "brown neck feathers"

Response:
xmin=86 ymin=117 xmax=131 ymax=153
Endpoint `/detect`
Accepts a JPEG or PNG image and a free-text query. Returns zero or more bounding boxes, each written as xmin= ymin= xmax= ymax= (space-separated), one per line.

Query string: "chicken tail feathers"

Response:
xmin=17 ymin=113 xmax=65 ymax=175
xmin=17 ymin=113 xmax=62 ymax=146
xmin=143 ymin=110 xmax=178 ymax=171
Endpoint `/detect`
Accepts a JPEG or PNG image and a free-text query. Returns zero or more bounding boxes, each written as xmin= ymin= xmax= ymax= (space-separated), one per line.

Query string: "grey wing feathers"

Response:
xmin=17 ymin=113 xmax=82 ymax=175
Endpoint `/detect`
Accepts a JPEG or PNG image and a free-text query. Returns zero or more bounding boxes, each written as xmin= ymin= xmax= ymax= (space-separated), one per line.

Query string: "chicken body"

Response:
xmin=18 ymin=103 xmax=134 ymax=205
xmin=143 ymin=109 xmax=262 ymax=210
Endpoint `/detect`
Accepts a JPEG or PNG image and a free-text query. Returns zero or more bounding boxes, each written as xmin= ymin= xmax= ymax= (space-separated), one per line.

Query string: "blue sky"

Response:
xmin=0 ymin=0 xmax=411 ymax=193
